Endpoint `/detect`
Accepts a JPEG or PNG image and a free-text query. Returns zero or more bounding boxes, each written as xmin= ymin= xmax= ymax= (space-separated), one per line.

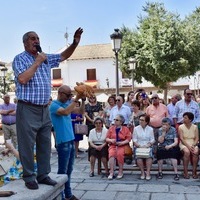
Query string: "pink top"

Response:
xmin=146 ymin=103 xmax=168 ymax=127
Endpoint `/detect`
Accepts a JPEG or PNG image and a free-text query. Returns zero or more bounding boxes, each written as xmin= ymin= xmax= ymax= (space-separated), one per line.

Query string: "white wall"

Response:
xmin=59 ymin=58 xmax=122 ymax=89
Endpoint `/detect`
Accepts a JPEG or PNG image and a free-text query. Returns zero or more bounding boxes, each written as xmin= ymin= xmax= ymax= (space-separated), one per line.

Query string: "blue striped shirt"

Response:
xmin=12 ymin=51 xmax=61 ymax=105
xmin=173 ymin=99 xmax=200 ymax=123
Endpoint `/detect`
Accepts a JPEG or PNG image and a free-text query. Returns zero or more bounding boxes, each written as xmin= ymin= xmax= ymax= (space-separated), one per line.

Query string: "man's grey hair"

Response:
xmin=22 ymin=31 xmax=34 ymax=43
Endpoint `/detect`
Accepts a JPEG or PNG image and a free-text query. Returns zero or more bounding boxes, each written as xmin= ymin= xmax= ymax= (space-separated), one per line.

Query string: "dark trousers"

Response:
xmin=16 ymin=102 xmax=52 ymax=183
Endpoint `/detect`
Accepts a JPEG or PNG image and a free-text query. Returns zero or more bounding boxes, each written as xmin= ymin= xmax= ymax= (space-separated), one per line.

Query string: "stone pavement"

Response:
xmin=58 ymin=136 xmax=200 ymax=200
xmin=1 ymin=135 xmax=200 ymax=200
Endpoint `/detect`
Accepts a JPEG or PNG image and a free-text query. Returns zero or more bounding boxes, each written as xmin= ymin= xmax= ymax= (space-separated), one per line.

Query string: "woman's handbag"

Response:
xmin=74 ymin=124 xmax=88 ymax=135
xmin=135 ymin=148 xmax=151 ymax=158
xmin=124 ymin=144 xmax=133 ymax=157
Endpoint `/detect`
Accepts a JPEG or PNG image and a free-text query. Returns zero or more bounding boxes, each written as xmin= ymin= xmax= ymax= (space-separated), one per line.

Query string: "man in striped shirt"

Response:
xmin=12 ymin=27 xmax=83 ymax=190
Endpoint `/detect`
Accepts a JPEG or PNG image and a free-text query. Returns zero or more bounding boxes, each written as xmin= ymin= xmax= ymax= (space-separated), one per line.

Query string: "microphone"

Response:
xmin=35 ymin=44 xmax=48 ymax=64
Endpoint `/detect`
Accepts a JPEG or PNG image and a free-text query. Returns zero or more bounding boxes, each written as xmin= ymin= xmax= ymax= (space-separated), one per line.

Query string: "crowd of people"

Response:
xmin=84 ymin=88 xmax=200 ymax=181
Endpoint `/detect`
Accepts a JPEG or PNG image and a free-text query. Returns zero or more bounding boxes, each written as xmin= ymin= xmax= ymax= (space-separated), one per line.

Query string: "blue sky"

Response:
xmin=0 ymin=0 xmax=200 ymax=62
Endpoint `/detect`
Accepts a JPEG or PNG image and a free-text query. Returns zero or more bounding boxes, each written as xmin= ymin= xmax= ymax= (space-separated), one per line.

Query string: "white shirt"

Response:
xmin=109 ymin=104 xmax=131 ymax=125
xmin=88 ymin=127 xmax=108 ymax=145
xmin=133 ymin=125 xmax=155 ymax=146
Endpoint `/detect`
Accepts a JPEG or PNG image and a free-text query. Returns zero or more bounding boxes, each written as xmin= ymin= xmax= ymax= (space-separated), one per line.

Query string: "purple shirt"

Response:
xmin=0 ymin=103 xmax=16 ymax=124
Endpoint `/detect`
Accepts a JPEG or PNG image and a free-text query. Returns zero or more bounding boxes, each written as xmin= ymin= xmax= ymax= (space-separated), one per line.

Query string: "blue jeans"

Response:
xmin=57 ymin=140 xmax=75 ymax=199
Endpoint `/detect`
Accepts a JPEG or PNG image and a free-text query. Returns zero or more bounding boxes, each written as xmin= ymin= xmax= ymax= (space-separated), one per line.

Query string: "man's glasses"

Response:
xmin=114 ymin=119 xmax=120 ymax=121
xmin=151 ymin=97 xmax=158 ymax=100
xmin=186 ymin=93 xmax=192 ymax=96
xmin=62 ymin=92 xmax=73 ymax=98
xmin=116 ymin=99 xmax=121 ymax=102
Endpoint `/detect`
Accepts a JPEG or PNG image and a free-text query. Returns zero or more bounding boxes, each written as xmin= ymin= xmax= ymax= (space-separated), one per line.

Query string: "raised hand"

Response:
xmin=73 ymin=27 xmax=83 ymax=45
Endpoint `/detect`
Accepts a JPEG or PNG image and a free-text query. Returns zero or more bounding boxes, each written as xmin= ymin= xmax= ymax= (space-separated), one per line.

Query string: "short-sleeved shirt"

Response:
xmin=158 ymin=126 xmax=177 ymax=146
xmin=85 ymin=102 xmax=103 ymax=125
xmin=12 ymin=51 xmax=61 ymax=105
xmin=49 ymin=100 xmax=74 ymax=145
xmin=0 ymin=103 xmax=16 ymax=124
xmin=173 ymin=99 xmax=200 ymax=124
xmin=146 ymin=103 xmax=169 ymax=128
xmin=109 ymin=105 xmax=131 ymax=125
xmin=88 ymin=127 xmax=108 ymax=145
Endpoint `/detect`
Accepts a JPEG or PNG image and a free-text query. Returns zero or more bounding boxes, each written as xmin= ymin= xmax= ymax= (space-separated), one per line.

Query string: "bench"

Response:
xmin=97 ymin=157 xmax=200 ymax=175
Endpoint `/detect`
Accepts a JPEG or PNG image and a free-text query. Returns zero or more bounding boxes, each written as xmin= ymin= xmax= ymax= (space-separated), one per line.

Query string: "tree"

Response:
xmin=119 ymin=2 xmax=200 ymax=99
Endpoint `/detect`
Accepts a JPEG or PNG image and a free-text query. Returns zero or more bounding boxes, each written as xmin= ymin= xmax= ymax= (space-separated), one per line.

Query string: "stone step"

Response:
xmin=0 ymin=173 xmax=67 ymax=200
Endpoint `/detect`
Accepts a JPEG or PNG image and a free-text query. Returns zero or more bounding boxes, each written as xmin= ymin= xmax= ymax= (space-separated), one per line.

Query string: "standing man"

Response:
xmin=167 ymin=94 xmax=179 ymax=127
xmin=146 ymin=94 xmax=169 ymax=162
xmin=12 ymin=27 xmax=83 ymax=190
xmin=49 ymin=85 xmax=84 ymax=200
xmin=109 ymin=96 xmax=131 ymax=126
xmin=173 ymin=89 xmax=200 ymax=129
xmin=0 ymin=94 xmax=17 ymax=147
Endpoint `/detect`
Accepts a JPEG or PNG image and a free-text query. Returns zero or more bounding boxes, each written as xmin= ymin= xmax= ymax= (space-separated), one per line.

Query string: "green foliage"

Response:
xmin=119 ymin=2 xmax=200 ymax=89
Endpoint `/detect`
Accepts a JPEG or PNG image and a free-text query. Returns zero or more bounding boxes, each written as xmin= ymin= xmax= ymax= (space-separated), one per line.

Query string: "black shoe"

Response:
xmin=67 ymin=195 xmax=79 ymax=200
xmin=89 ymin=172 xmax=94 ymax=177
xmin=157 ymin=172 xmax=163 ymax=179
xmin=174 ymin=174 xmax=179 ymax=181
xmin=25 ymin=180 xmax=39 ymax=190
xmin=38 ymin=176 xmax=57 ymax=186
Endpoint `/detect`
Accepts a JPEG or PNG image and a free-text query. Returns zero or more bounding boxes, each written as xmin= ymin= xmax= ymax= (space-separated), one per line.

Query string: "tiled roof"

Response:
xmin=57 ymin=43 xmax=114 ymax=60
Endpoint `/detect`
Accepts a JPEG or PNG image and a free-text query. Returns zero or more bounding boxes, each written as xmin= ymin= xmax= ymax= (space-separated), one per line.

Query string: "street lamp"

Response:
xmin=110 ymin=29 xmax=122 ymax=96
xmin=0 ymin=63 xmax=8 ymax=94
xmin=129 ymin=58 xmax=137 ymax=91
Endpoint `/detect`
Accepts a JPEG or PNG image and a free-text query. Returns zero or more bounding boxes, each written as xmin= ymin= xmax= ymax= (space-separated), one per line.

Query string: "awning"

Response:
xmin=51 ymin=78 xmax=63 ymax=87
xmin=84 ymin=80 xmax=98 ymax=88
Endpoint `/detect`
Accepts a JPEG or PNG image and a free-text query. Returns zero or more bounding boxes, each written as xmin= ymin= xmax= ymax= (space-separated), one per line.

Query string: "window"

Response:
xmin=53 ymin=68 xmax=61 ymax=79
xmin=87 ymin=69 xmax=96 ymax=80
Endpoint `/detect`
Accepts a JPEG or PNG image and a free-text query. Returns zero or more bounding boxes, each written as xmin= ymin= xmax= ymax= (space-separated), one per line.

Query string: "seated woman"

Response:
xmin=106 ymin=114 xmax=131 ymax=180
xmin=133 ymin=114 xmax=155 ymax=180
xmin=179 ymin=112 xmax=199 ymax=179
xmin=88 ymin=117 xmax=109 ymax=177
xmin=157 ymin=118 xmax=180 ymax=181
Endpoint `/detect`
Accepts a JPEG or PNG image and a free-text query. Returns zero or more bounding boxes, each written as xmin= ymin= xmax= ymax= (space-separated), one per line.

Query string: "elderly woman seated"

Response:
xmin=88 ymin=117 xmax=109 ymax=177
xmin=133 ymin=114 xmax=155 ymax=180
xmin=157 ymin=118 xmax=180 ymax=181
xmin=106 ymin=114 xmax=131 ymax=180
xmin=178 ymin=112 xmax=199 ymax=179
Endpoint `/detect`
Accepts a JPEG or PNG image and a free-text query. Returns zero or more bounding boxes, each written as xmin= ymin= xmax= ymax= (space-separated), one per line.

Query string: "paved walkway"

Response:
xmin=50 ymin=136 xmax=200 ymax=200
xmin=1 ymin=135 xmax=200 ymax=199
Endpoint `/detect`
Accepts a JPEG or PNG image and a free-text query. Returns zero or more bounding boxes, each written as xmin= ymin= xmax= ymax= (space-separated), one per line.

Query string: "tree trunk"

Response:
xmin=164 ymin=88 xmax=168 ymax=104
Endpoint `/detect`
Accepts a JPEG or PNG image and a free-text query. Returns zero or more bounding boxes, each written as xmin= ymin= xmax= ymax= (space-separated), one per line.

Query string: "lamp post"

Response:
xmin=110 ymin=29 xmax=122 ymax=96
xmin=106 ymin=77 xmax=109 ymax=88
xmin=0 ymin=63 xmax=8 ymax=94
xmin=129 ymin=58 xmax=137 ymax=91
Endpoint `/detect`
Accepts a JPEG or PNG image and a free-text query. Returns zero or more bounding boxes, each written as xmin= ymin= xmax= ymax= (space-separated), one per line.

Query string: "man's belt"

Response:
xmin=18 ymin=100 xmax=48 ymax=108
xmin=2 ymin=123 xmax=16 ymax=126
